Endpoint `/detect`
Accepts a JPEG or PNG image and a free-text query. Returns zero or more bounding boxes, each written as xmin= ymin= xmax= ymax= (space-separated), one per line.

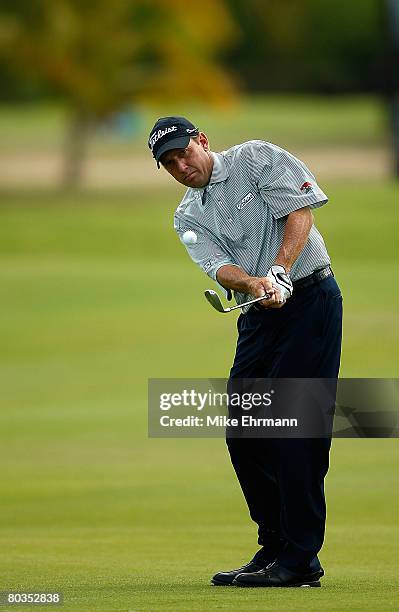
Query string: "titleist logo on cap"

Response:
xmin=149 ymin=126 xmax=178 ymax=150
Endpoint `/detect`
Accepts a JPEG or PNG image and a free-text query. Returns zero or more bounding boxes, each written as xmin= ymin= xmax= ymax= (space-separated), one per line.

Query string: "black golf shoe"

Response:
xmin=232 ymin=560 xmax=324 ymax=588
xmin=211 ymin=548 xmax=275 ymax=586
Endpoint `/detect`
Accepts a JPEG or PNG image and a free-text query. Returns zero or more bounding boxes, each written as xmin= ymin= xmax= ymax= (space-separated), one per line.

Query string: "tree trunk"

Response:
xmin=385 ymin=0 xmax=399 ymax=178
xmin=62 ymin=109 xmax=92 ymax=188
xmin=390 ymin=94 xmax=399 ymax=178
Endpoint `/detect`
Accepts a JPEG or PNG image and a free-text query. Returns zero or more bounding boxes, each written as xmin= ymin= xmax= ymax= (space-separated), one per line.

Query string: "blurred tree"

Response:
xmin=224 ymin=0 xmax=383 ymax=93
xmin=383 ymin=0 xmax=399 ymax=177
xmin=0 ymin=0 xmax=236 ymax=186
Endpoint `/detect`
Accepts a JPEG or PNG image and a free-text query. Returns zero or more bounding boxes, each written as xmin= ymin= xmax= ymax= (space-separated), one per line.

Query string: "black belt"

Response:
xmin=293 ymin=266 xmax=333 ymax=290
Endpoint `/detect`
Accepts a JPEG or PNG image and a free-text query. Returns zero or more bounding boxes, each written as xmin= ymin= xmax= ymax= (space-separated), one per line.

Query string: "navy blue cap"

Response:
xmin=148 ymin=116 xmax=199 ymax=168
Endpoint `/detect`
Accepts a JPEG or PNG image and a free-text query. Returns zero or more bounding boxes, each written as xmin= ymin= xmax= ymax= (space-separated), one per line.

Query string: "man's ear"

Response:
xmin=198 ymin=132 xmax=209 ymax=151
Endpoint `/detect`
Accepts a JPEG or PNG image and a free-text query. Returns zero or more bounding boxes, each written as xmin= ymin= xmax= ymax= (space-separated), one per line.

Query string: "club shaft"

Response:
xmin=226 ymin=293 xmax=271 ymax=312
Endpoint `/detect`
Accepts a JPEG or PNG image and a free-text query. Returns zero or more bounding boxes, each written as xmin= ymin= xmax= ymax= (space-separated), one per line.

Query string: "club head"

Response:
xmin=204 ymin=289 xmax=226 ymax=313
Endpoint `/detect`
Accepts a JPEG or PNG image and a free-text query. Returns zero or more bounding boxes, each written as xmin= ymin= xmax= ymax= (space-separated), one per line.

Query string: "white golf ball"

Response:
xmin=182 ymin=230 xmax=198 ymax=245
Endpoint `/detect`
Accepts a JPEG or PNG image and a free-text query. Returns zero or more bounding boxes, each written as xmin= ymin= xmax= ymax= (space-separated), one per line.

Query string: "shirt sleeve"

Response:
xmin=174 ymin=216 xmax=238 ymax=298
xmin=257 ymin=146 xmax=328 ymax=219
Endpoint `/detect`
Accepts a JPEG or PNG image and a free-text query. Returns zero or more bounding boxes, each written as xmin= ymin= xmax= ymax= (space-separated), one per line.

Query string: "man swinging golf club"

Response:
xmin=148 ymin=116 xmax=343 ymax=588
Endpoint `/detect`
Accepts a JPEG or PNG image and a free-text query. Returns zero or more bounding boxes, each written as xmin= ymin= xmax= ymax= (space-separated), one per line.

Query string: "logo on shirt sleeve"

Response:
xmin=300 ymin=181 xmax=313 ymax=194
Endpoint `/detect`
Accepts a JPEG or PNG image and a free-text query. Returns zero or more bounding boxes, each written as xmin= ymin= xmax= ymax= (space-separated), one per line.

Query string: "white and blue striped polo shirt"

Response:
xmin=174 ymin=140 xmax=331 ymax=312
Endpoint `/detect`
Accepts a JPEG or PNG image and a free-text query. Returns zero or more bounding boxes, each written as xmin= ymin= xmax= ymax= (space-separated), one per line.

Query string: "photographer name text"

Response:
xmin=159 ymin=415 xmax=297 ymax=428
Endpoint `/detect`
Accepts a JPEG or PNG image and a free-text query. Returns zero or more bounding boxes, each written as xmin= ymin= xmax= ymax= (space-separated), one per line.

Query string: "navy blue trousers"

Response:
xmin=227 ymin=275 xmax=343 ymax=571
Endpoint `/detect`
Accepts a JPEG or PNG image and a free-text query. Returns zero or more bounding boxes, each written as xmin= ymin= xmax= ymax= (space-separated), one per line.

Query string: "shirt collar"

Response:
xmin=208 ymin=151 xmax=228 ymax=184
xmin=190 ymin=151 xmax=229 ymax=193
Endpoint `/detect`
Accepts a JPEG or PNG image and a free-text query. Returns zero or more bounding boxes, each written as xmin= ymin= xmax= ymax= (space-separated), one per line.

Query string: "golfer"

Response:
xmin=148 ymin=116 xmax=343 ymax=588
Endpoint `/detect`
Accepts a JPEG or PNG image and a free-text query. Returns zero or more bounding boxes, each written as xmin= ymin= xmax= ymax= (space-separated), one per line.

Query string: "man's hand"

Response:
xmin=216 ymin=265 xmax=286 ymax=309
xmin=266 ymin=265 xmax=293 ymax=305
xmin=246 ymin=276 xmax=284 ymax=309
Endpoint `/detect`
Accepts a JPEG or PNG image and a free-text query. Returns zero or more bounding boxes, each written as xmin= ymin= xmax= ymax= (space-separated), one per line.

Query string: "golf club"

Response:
xmin=204 ymin=289 xmax=271 ymax=313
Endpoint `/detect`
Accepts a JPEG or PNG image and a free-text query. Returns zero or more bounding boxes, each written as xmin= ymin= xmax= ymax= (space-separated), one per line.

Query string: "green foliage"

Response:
xmin=0 ymin=0 xmax=386 ymax=103
xmin=0 ymin=0 xmax=236 ymax=112
xmin=225 ymin=0 xmax=384 ymax=92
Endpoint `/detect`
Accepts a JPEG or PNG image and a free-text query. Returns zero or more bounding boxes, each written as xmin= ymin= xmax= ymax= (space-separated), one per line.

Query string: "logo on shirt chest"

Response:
xmin=236 ymin=192 xmax=255 ymax=210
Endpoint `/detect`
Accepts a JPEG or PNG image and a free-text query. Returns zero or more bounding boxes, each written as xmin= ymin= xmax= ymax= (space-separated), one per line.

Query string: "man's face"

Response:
xmin=160 ymin=133 xmax=213 ymax=188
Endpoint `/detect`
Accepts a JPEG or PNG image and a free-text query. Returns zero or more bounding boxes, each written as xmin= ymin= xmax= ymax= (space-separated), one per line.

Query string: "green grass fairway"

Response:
xmin=0 ymin=182 xmax=398 ymax=610
xmin=0 ymin=95 xmax=387 ymax=155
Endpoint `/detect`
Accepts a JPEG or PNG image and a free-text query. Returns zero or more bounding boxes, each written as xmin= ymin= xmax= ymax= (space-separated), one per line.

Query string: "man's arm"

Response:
xmin=274 ymin=206 xmax=313 ymax=273
xmin=216 ymin=206 xmax=313 ymax=308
